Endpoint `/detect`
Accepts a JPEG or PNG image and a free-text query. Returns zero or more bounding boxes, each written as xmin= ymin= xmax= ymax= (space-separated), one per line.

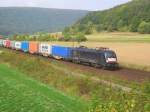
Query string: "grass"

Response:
xmin=0 ymin=64 xmax=87 ymax=112
xmin=120 ymin=63 xmax=150 ymax=72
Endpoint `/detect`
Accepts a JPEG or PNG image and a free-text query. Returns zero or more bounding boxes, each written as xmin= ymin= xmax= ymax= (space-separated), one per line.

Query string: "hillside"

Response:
xmin=0 ymin=7 xmax=88 ymax=36
xmin=0 ymin=64 xmax=87 ymax=112
xmin=65 ymin=0 xmax=150 ymax=34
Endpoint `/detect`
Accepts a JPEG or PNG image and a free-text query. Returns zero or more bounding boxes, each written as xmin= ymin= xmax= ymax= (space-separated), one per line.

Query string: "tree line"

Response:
xmin=64 ymin=0 xmax=150 ymax=34
xmin=9 ymin=32 xmax=87 ymax=43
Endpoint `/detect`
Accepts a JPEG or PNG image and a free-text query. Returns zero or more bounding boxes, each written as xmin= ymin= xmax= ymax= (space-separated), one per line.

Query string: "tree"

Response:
xmin=84 ymin=27 xmax=93 ymax=34
xmin=96 ymin=24 xmax=104 ymax=32
xmin=75 ymin=33 xmax=87 ymax=43
xmin=138 ymin=21 xmax=150 ymax=34
xmin=130 ymin=18 xmax=140 ymax=32
xmin=64 ymin=0 xmax=150 ymax=34
xmin=63 ymin=33 xmax=72 ymax=41
xmin=63 ymin=27 xmax=70 ymax=34
xmin=117 ymin=20 xmax=125 ymax=31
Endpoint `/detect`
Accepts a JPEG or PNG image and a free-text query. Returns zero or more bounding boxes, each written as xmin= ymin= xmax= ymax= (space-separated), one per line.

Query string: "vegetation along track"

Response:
xmin=1 ymin=47 xmax=150 ymax=83
xmin=56 ymin=60 xmax=150 ymax=83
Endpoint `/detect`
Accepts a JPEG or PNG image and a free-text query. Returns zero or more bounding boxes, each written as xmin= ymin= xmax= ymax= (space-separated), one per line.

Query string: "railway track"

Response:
xmin=1 ymin=47 xmax=150 ymax=83
xmin=56 ymin=60 xmax=150 ymax=82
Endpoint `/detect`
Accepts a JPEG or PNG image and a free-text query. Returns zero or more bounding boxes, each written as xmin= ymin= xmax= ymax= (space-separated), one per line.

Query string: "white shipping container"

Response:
xmin=2 ymin=40 xmax=6 ymax=47
xmin=39 ymin=43 xmax=52 ymax=56
xmin=0 ymin=39 xmax=3 ymax=46
xmin=15 ymin=41 xmax=21 ymax=50
xmin=10 ymin=41 xmax=16 ymax=49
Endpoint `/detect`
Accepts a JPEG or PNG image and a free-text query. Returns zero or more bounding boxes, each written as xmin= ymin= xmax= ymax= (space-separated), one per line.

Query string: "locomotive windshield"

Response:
xmin=105 ymin=51 xmax=117 ymax=58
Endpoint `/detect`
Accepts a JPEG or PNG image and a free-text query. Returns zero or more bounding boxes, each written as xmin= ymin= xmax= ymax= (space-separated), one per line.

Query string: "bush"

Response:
xmin=138 ymin=21 xmax=150 ymax=34
xmin=89 ymin=87 xmax=149 ymax=112
xmin=143 ymin=81 xmax=150 ymax=94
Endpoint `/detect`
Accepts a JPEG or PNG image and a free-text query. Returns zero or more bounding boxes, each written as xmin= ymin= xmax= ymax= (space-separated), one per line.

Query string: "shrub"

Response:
xmin=89 ymin=87 xmax=149 ymax=112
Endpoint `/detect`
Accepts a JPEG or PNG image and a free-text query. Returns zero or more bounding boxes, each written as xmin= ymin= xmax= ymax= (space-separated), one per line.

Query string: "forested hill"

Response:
xmin=65 ymin=0 xmax=150 ymax=34
xmin=0 ymin=7 xmax=88 ymax=36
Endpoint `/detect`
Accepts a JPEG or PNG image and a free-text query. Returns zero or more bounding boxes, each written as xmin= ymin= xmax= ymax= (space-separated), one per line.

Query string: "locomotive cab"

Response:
xmin=103 ymin=51 xmax=118 ymax=69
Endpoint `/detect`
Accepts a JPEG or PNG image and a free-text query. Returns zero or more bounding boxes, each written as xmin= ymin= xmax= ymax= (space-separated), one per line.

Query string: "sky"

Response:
xmin=0 ymin=0 xmax=131 ymax=11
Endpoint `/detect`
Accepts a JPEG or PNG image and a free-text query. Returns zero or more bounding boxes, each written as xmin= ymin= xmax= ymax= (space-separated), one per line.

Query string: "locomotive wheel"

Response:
xmin=73 ymin=59 xmax=80 ymax=64
xmin=91 ymin=63 xmax=100 ymax=68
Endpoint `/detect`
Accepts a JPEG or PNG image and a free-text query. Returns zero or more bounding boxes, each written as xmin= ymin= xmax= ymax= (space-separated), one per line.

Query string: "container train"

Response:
xmin=0 ymin=39 xmax=119 ymax=69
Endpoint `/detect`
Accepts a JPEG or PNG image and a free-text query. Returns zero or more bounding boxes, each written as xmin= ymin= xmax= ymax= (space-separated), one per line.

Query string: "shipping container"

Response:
xmin=3 ymin=40 xmax=6 ymax=47
xmin=52 ymin=45 xmax=72 ymax=59
xmin=6 ymin=39 xmax=11 ymax=48
xmin=29 ymin=41 xmax=39 ymax=54
xmin=10 ymin=41 xmax=16 ymax=49
xmin=21 ymin=41 xmax=29 ymax=52
xmin=15 ymin=41 xmax=21 ymax=50
xmin=0 ymin=39 xmax=3 ymax=46
xmin=39 ymin=43 xmax=52 ymax=56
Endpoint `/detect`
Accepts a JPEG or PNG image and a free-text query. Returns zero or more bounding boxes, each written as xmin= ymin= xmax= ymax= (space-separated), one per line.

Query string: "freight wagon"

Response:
xmin=21 ymin=41 xmax=29 ymax=52
xmin=52 ymin=45 xmax=72 ymax=60
xmin=6 ymin=39 xmax=11 ymax=48
xmin=15 ymin=41 xmax=21 ymax=50
xmin=2 ymin=40 xmax=6 ymax=47
xmin=0 ymin=39 xmax=3 ymax=46
xmin=10 ymin=41 xmax=16 ymax=49
xmin=39 ymin=43 xmax=51 ymax=57
xmin=29 ymin=42 xmax=39 ymax=54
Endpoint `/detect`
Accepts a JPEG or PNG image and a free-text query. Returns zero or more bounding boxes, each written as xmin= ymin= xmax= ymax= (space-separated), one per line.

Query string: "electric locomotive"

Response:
xmin=71 ymin=47 xmax=118 ymax=69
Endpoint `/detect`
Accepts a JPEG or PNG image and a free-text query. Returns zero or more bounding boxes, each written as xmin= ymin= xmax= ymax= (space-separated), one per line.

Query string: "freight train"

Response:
xmin=0 ymin=39 xmax=119 ymax=69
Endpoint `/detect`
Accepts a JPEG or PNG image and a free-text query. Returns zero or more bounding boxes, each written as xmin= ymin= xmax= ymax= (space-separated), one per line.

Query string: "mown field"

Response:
xmin=48 ymin=32 xmax=150 ymax=71
xmin=0 ymin=64 xmax=87 ymax=112
xmin=0 ymin=48 xmax=150 ymax=112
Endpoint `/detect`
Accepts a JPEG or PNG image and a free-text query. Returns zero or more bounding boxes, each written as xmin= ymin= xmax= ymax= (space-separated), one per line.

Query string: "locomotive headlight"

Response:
xmin=106 ymin=58 xmax=117 ymax=63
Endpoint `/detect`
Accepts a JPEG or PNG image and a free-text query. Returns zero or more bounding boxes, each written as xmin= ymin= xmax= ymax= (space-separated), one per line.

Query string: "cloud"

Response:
xmin=0 ymin=0 xmax=131 ymax=11
xmin=26 ymin=2 xmax=37 ymax=7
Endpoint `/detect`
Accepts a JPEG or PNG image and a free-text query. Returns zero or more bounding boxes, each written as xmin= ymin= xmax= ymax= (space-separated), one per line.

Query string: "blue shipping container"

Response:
xmin=52 ymin=45 xmax=72 ymax=59
xmin=21 ymin=41 xmax=29 ymax=52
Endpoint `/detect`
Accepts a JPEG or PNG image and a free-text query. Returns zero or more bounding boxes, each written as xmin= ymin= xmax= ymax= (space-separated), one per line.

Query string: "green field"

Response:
xmin=0 ymin=64 xmax=87 ymax=112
